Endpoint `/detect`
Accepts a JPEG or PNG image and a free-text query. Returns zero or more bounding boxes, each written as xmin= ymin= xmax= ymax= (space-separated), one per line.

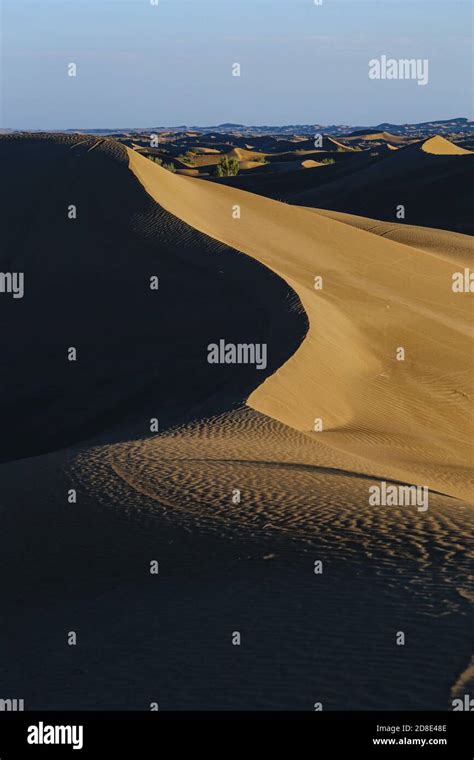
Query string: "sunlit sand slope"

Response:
xmin=128 ymin=149 xmax=473 ymax=501
xmin=309 ymin=208 xmax=474 ymax=265
xmin=420 ymin=135 xmax=473 ymax=155
xmin=75 ymin=406 xmax=473 ymax=612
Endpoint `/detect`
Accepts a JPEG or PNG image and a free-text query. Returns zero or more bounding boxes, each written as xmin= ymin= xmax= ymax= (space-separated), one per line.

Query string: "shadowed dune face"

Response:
xmin=0 ymin=135 xmax=306 ymax=461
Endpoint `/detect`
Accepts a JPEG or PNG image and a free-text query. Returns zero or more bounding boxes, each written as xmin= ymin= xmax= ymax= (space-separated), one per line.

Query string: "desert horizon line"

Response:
xmin=3 ymin=116 xmax=472 ymax=133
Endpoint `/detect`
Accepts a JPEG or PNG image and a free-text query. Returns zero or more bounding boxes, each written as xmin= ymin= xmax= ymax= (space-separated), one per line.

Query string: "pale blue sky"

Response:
xmin=1 ymin=0 xmax=472 ymax=129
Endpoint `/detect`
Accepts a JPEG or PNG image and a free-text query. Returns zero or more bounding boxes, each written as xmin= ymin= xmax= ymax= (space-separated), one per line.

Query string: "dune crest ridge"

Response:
xmin=128 ymin=148 xmax=473 ymax=501
xmin=420 ymin=135 xmax=473 ymax=155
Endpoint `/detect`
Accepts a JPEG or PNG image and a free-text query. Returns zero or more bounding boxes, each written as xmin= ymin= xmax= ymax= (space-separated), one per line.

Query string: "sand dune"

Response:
xmin=237 ymin=159 xmax=267 ymax=171
xmin=0 ymin=134 xmax=305 ymax=461
xmin=181 ymin=152 xmax=222 ymax=168
xmin=168 ymin=146 xmax=269 ymax=173
xmin=301 ymin=159 xmax=323 ymax=168
xmin=159 ymin=138 xmax=358 ymax=175
xmin=227 ymin=147 xmax=267 ymax=161
xmin=3 ymin=133 xmax=470 ymax=502
xmin=190 ymin=146 xmax=221 ymax=154
xmin=75 ymin=405 xmax=473 ymax=601
xmin=325 ymin=136 xmax=358 ymax=151
xmin=128 ymin=148 xmax=473 ymax=501
xmin=310 ymin=208 xmax=474 ymax=264
xmin=176 ymin=167 xmax=200 ymax=176
xmin=213 ymin=137 xmax=474 ymax=233
xmin=343 ymin=131 xmax=411 ymax=145
xmin=420 ymin=135 xmax=472 ymax=155
xmin=0 ymin=133 xmax=472 ymax=711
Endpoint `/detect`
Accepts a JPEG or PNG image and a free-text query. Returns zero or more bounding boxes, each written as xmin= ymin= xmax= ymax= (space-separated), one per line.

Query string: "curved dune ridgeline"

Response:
xmin=0 ymin=134 xmax=472 ymax=711
xmin=1 ymin=132 xmax=470 ymax=502
xmin=128 ymin=148 xmax=473 ymax=501
xmin=0 ymin=134 xmax=305 ymax=461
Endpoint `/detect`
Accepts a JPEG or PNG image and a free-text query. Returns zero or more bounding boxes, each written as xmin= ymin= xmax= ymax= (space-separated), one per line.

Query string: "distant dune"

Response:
xmin=227 ymin=147 xmax=267 ymax=161
xmin=301 ymin=159 xmax=323 ymax=168
xmin=238 ymin=159 xmax=267 ymax=170
xmin=420 ymin=134 xmax=473 ymax=155
xmin=341 ymin=131 xmax=412 ymax=145
xmin=212 ymin=135 xmax=474 ymax=234
xmin=324 ymin=136 xmax=358 ymax=151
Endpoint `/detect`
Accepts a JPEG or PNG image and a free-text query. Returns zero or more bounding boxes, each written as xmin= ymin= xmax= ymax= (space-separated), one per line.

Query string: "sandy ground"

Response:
xmin=0 ymin=135 xmax=472 ymax=710
xmin=129 ymin=149 xmax=473 ymax=501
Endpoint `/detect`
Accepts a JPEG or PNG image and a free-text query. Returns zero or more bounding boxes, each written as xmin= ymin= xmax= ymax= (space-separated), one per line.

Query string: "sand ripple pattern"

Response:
xmin=74 ymin=407 xmax=473 ymax=616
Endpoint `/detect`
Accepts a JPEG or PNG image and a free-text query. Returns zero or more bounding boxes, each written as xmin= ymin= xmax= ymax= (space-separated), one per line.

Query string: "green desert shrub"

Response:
xmin=147 ymin=154 xmax=163 ymax=165
xmin=146 ymin=154 xmax=176 ymax=172
xmin=178 ymin=151 xmax=197 ymax=166
xmin=214 ymin=156 xmax=239 ymax=177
